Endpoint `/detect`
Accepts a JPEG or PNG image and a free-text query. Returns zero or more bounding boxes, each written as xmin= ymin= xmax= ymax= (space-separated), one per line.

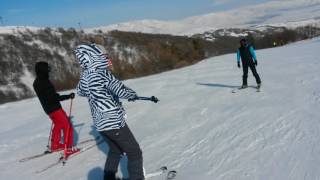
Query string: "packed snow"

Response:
xmin=1 ymin=38 xmax=320 ymax=180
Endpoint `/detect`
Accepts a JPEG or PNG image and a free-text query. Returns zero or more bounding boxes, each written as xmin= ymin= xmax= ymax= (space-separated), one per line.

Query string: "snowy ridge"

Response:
xmin=1 ymin=38 xmax=320 ymax=179
xmin=85 ymin=0 xmax=320 ymax=35
xmin=0 ymin=26 xmax=41 ymax=35
xmin=1 ymin=1 xmax=320 ymax=37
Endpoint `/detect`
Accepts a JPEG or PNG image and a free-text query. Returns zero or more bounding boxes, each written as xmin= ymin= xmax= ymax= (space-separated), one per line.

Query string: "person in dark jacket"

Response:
xmin=236 ymin=39 xmax=262 ymax=88
xmin=33 ymin=61 xmax=77 ymax=154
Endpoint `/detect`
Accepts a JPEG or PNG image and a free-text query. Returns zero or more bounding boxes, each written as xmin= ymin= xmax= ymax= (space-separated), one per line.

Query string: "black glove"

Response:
xmin=128 ymin=95 xmax=138 ymax=102
xmin=254 ymin=60 xmax=258 ymax=66
xmin=69 ymin=93 xmax=75 ymax=99
xmin=237 ymin=62 xmax=241 ymax=68
xmin=150 ymin=96 xmax=159 ymax=103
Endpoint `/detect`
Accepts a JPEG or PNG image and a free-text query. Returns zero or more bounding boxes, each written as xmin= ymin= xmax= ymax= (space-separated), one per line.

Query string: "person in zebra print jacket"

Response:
xmin=74 ymin=42 xmax=144 ymax=180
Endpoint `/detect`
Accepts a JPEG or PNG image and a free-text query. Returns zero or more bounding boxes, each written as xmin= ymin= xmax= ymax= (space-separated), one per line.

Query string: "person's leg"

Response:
xmin=50 ymin=109 xmax=74 ymax=148
xmin=118 ymin=125 xmax=143 ymax=180
xmin=249 ymin=62 xmax=261 ymax=85
xmin=242 ymin=62 xmax=249 ymax=86
xmin=103 ymin=125 xmax=144 ymax=180
xmin=48 ymin=111 xmax=64 ymax=151
xmin=100 ymin=131 xmax=123 ymax=180
xmin=59 ymin=109 xmax=74 ymax=148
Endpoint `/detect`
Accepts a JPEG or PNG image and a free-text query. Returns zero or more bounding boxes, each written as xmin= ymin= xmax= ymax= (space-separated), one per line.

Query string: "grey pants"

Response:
xmin=100 ymin=124 xmax=144 ymax=180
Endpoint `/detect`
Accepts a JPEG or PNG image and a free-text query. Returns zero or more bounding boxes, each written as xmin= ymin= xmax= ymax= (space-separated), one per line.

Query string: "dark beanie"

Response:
xmin=35 ymin=61 xmax=50 ymax=77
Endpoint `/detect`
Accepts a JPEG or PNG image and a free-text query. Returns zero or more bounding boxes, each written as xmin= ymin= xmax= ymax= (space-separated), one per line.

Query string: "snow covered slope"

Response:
xmin=0 ymin=26 xmax=41 ymax=35
xmin=86 ymin=0 xmax=320 ymax=35
xmin=1 ymin=38 xmax=320 ymax=180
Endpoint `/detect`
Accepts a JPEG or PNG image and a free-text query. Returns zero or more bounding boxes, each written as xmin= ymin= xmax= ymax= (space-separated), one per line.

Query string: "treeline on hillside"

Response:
xmin=194 ymin=25 xmax=320 ymax=52
xmin=104 ymin=31 xmax=209 ymax=79
xmin=248 ymin=26 xmax=320 ymax=49
xmin=0 ymin=28 xmax=216 ymax=103
xmin=231 ymin=26 xmax=320 ymax=50
xmin=1 ymin=25 xmax=319 ymax=104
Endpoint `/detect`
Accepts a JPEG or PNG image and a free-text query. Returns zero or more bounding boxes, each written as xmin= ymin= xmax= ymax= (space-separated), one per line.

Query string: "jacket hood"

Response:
xmin=74 ymin=43 xmax=111 ymax=71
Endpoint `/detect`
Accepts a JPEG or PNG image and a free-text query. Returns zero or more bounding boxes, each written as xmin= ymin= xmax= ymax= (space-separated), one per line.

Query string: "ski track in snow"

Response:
xmin=0 ymin=38 xmax=320 ymax=180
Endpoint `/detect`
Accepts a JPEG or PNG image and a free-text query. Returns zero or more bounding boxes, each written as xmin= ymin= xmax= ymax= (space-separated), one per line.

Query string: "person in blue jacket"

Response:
xmin=236 ymin=38 xmax=262 ymax=88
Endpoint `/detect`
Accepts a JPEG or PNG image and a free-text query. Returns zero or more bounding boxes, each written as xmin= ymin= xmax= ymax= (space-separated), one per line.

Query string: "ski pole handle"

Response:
xmin=137 ymin=96 xmax=159 ymax=103
xmin=128 ymin=96 xmax=159 ymax=103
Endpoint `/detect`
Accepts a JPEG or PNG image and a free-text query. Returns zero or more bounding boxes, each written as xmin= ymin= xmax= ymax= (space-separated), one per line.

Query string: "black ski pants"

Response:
xmin=100 ymin=124 xmax=144 ymax=180
xmin=242 ymin=60 xmax=261 ymax=85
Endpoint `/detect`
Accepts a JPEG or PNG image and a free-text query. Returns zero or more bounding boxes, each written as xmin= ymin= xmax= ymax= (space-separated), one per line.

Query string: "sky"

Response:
xmin=0 ymin=0 xmax=274 ymax=28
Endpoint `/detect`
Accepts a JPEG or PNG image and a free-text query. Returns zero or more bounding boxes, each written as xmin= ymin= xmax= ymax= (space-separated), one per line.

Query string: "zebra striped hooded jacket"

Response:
xmin=74 ymin=43 xmax=137 ymax=131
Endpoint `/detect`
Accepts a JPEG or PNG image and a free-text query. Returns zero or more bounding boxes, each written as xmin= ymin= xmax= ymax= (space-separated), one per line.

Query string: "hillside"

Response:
xmin=1 ymin=23 xmax=319 ymax=104
xmin=0 ymin=28 xmax=213 ymax=104
xmin=0 ymin=38 xmax=319 ymax=180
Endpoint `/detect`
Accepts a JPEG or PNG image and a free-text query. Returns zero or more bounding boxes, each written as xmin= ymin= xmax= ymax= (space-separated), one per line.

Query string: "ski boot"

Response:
xmin=49 ymin=144 xmax=65 ymax=153
xmin=239 ymin=84 xmax=248 ymax=89
xmin=257 ymin=83 xmax=261 ymax=89
xmin=64 ymin=147 xmax=80 ymax=159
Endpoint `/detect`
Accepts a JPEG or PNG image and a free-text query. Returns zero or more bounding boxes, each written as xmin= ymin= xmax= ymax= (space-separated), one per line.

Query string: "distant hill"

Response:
xmin=0 ymin=23 xmax=319 ymax=104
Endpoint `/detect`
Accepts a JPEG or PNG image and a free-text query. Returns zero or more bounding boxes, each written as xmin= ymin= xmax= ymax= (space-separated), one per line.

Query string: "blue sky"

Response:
xmin=0 ymin=0 xmax=271 ymax=28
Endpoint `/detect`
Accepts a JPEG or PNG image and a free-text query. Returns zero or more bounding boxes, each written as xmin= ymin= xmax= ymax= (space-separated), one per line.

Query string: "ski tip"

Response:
xmin=160 ymin=166 xmax=168 ymax=171
xmin=44 ymin=150 xmax=52 ymax=154
xmin=167 ymin=170 xmax=177 ymax=179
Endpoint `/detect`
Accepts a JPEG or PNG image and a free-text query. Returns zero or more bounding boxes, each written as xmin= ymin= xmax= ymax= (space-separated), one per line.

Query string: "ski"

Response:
xmin=231 ymin=85 xmax=261 ymax=93
xmin=19 ymin=136 xmax=100 ymax=163
xmin=35 ymin=137 xmax=104 ymax=173
xmin=166 ymin=170 xmax=177 ymax=180
xmin=35 ymin=156 xmax=64 ymax=174
xmin=116 ymin=166 xmax=170 ymax=180
xmin=145 ymin=166 xmax=168 ymax=179
xmin=232 ymin=87 xmax=246 ymax=93
xmin=231 ymin=85 xmax=248 ymax=93
xmin=19 ymin=150 xmax=52 ymax=163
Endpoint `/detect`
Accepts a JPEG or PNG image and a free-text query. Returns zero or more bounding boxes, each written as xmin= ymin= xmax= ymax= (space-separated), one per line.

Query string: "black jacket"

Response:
xmin=239 ymin=45 xmax=253 ymax=63
xmin=33 ymin=62 xmax=70 ymax=114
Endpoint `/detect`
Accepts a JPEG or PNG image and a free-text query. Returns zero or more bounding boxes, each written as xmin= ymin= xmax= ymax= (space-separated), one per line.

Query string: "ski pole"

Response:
xmin=64 ymin=98 xmax=74 ymax=160
xmin=68 ymin=98 xmax=73 ymax=119
xmin=136 ymin=96 xmax=159 ymax=103
xmin=46 ymin=123 xmax=53 ymax=149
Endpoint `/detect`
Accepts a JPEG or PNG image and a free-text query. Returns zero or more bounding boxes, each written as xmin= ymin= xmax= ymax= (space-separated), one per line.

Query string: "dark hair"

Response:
xmin=240 ymin=38 xmax=246 ymax=43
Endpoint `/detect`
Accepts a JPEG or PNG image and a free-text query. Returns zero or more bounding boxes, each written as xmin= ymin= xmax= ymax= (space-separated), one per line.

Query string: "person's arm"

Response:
xmin=106 ymin=71 xmax=137 ymax=99
xmin=57 ymin=93 xmax=74 ymax=101
xmin=249 ymin=46 xmax=257 ymax=62
xmin=236 ymin=49 xmax=241 ymax=68
xmin=236 ymin=49 xmax=241 ymax=63
xmin=45 ymin=81 xmax=70 ymax=102
xmin=77 ymin=76 xmax=90 ymax=97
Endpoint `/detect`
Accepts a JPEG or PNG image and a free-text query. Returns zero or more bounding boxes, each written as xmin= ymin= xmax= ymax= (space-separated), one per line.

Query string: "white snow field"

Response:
xmin=1 ymin=38 xmax=320 ymax=180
